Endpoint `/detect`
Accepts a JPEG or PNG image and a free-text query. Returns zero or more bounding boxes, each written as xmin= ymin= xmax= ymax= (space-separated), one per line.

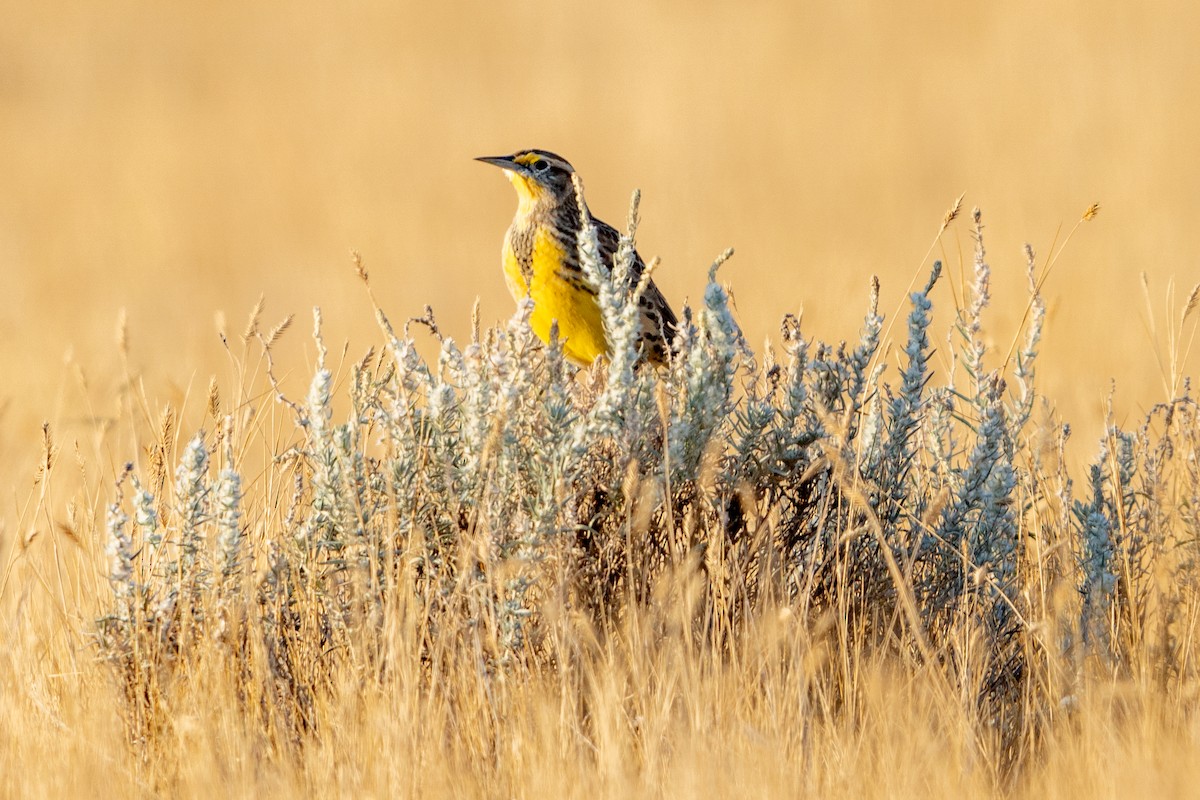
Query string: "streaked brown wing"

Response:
xmin=593 ymin=218 xmax=678 ymax=364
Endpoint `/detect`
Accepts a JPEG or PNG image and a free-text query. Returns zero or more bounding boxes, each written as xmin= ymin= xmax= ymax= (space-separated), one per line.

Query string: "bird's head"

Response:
xmin=475 ymin=149 xmax=577 ymax=208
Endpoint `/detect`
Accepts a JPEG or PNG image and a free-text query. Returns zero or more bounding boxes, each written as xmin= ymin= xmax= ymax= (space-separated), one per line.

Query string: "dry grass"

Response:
xmin=5 ymin=3 xmax=1200 ymax=796
xmin=5 ymin=208 xmax=1200 ymax=797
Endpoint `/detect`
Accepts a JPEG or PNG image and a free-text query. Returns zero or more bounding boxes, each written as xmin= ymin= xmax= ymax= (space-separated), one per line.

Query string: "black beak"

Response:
xmin=475 ymin=155 xmax=520 ymax=171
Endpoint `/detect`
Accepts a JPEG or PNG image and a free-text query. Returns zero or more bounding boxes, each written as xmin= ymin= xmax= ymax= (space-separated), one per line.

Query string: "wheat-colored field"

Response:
xmin=3 ymin=2 xmax=1200 ymax=797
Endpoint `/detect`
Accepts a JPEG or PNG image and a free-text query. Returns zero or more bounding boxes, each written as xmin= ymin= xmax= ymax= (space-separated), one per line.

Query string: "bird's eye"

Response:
xmin=533 ymin=159 xmax=549 ymax=172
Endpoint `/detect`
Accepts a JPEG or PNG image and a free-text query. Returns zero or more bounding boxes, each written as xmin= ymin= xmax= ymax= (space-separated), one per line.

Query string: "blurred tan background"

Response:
xmin=1 ymin=0 xmax=1198 ymax=471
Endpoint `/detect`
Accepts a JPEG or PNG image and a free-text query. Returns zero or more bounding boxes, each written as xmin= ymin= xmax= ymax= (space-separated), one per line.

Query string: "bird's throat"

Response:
xmin=504 ymin=170 xmax=547 ymax=215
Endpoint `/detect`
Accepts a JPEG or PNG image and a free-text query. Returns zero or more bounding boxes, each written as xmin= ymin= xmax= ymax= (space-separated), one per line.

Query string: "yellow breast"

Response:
xmin=502 ymin=227 xmax=608 ymax=367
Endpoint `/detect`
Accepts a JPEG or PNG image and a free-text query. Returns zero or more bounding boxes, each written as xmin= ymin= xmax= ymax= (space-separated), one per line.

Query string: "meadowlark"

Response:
xmin=476 ymin=149 xmax=677 ymax=367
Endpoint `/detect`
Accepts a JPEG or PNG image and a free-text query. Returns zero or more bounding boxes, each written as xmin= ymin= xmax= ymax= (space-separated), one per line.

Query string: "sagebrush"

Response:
xmin=93 ymin=202 xmax=1200 ymax=792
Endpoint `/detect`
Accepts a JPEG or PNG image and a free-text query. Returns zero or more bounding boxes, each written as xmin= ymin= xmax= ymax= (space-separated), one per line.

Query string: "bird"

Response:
xmin=476 ymin=149 xmax=677 ymax=368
